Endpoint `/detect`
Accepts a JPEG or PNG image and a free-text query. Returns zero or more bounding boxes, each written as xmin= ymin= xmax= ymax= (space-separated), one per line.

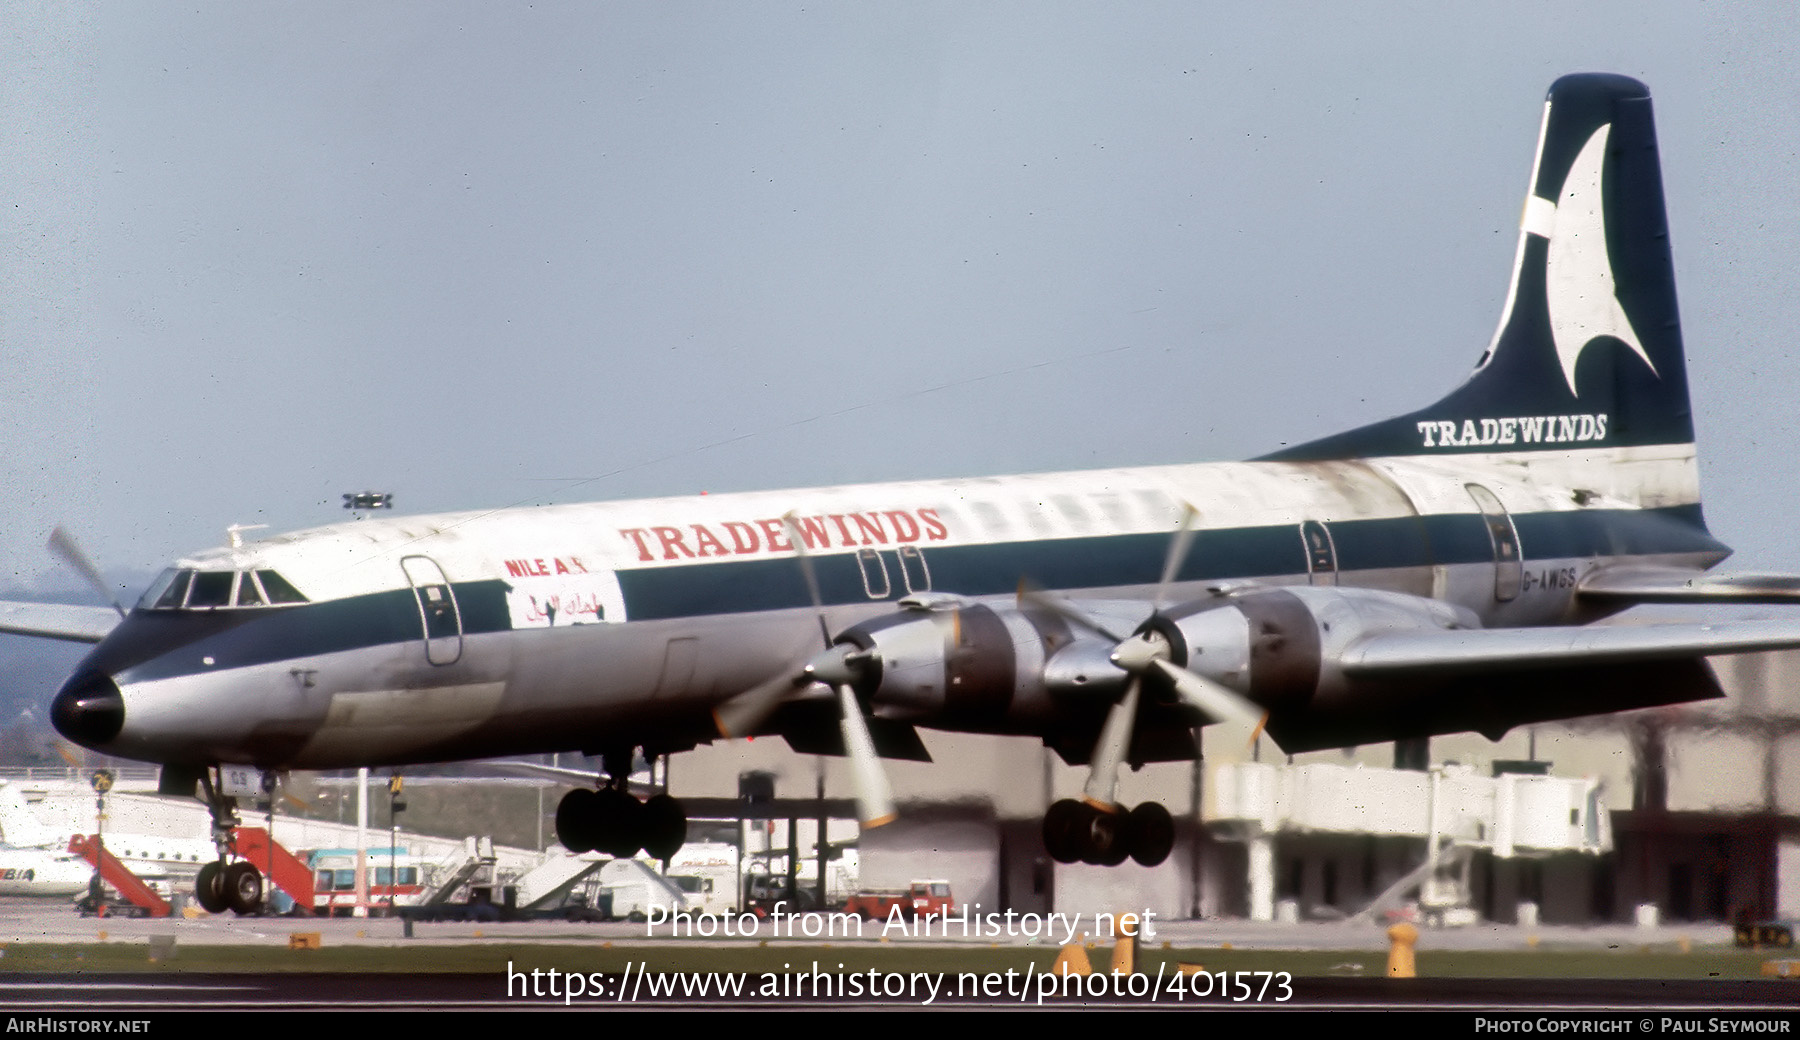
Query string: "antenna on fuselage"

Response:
xmin=226 ymin=524 xmax=268 ymax=549
xmin=343 ymin=491 xmax=394 ymax=520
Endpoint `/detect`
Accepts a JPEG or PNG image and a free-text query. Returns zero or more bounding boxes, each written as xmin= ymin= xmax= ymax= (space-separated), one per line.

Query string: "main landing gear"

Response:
xmin=193 ymin=767 xmax=271 ymax=916
xmin=556 ymin=749 xmax=688 ymax=861
xmin=1042 ymin=799 xmax=1174 ymax=868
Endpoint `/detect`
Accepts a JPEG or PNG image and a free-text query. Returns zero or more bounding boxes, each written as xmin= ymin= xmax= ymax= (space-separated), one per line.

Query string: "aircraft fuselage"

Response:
xmin=54 ymin=442 xmax=1722 ymax=771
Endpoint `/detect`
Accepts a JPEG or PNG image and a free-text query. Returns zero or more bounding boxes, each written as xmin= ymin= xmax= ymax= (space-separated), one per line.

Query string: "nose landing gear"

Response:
xmin=193 ymin=767 xmax=276 ymax=916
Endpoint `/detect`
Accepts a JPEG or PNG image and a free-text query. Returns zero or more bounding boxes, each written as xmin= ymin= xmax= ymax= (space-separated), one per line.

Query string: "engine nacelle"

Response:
xmin=1162 ymin=586 xmax=1477 ymax=714
xmin=835 ymin=597 xmax=1145 ymax=730
xmin=833 ymin=586 xmax=1477 ymax=745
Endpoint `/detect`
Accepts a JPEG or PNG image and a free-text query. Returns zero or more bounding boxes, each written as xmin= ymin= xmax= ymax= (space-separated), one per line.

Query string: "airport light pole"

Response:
xmin=355 ymin=768 xmax=369 ymax=917
xmin=388 ymin=774 xmax=405 ymax=912
xmin=90 ymin=769 xmax=113 ymax=914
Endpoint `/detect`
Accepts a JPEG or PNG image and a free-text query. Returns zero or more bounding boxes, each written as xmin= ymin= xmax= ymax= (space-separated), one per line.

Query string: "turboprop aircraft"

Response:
xmin=12 ymin=73 xmax=1800 ymax=915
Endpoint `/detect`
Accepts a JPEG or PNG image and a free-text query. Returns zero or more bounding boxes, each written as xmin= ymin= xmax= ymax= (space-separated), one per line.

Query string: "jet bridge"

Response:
xmin=1210 ymin=761 xmax=1611 ymax=924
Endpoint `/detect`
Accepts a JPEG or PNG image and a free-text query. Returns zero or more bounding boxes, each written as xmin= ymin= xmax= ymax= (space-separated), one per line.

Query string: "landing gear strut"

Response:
xmin=556 ymin=749 xmax=688 ymax=860
xmin=1042 ymin=799 xmax=1174 ymax=867
xmin=193 ymin=766 xmax=272 ymax=916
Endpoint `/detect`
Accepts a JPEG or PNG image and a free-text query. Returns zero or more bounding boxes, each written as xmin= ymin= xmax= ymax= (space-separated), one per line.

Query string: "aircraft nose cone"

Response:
xmin=51 ymin=673 xmax=124 ymax=746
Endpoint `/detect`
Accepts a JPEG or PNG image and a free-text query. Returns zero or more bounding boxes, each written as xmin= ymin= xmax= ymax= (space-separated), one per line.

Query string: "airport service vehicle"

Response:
xmin=18 ymin=74 xmax=1800 ymax=915
xmin=1734 ymin=917 xmax=1796 ymax=949
xmin=308 ymin=848 xmax=425 ymax=915
xmin=843 ymin=880 xmax=954 ymax=921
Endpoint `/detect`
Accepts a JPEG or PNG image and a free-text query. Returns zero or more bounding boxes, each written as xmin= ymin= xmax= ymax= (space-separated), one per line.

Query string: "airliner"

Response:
xmin=0 ymin=780 xmax=212 ymax=898
xmin=11 ymin=74 xmax=1800 ymax=915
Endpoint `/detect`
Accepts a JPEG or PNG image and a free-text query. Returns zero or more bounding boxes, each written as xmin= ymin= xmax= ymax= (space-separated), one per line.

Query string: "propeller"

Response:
xmin=47 ymin=526 xmax=126 ymax=619
xmin=710 ymin=513 xmax=896 ymax=828
xmin=710 ymin=643 xmax=868 ymax=738
xmin=1020 ymin=503 xmax=1268 ymax=808
xmin=53 ymin=739 xmax=83 ymax=768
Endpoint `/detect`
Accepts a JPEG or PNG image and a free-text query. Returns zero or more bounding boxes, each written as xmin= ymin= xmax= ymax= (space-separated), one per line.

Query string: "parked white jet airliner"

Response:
xmin=10 ymin=74 xmax=1800 ymax=915
xmin=0 ymin=780 xmax=213 ymax=897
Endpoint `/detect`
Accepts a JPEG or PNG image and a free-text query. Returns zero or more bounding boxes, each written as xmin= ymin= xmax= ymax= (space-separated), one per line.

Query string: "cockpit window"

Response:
xmin=256 ymin=570 xmax=308 ymax=604
xmin=141 ymin=569 xmax=187 ymax=610
xmin=137 ymin=568 xmax=309 ymax=610
xmin=187 ymin=571 xmax=234 ymax=609
xmin=235 ymin=571 xmax=265 ymax=607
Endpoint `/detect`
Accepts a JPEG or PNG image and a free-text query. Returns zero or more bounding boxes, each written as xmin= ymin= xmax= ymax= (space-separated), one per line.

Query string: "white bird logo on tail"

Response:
xmin=1522 ymin=123 xmax=1658 ymax=398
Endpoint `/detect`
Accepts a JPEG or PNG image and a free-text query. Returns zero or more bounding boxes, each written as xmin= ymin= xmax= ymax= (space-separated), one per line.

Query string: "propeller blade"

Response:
xmin=713 ymin=670 xmax=807 ymax=739
xmin=713 ymin=645 xmax=869 ymax=739
xmin=1017 ymin=580 xmax=1128 ymax=643
xmin=834 ymin=684 xmax=896 ymax=828
xmin=1081 ymin=674 xmax=1142 ymax=809
xmin=1153 ymin=503 xmax=1201 ymax=611
xmin=1151 ymin=658 xmax=1268 ymax=734
xmin=47 ymin=526 xmax=125 ymax=619
xmin=782 ymin=512 xmax=833 ymax=649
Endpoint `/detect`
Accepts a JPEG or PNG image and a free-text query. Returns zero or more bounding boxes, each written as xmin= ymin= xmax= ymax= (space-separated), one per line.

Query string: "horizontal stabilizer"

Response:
xmin=1342 ymin=618 xmax=1800 ymax=677
xmin=0 ymin=602 xmax=120 ymax=644
xmin=1578 ymin=566 xmax=1800 ymax=604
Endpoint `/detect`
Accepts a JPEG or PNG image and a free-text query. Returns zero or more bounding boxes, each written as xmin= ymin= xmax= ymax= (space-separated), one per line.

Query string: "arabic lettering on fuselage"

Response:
xmin=617 ymin=508 xmax=950 ymax=563
xmin=499 ymin=557 xmax=627 ymax=628
xmin=517 ymin=590 xmax=610 ymax=625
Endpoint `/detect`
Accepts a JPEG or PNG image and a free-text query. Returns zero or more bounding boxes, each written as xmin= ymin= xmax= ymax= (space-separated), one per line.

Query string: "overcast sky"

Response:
xmin=5 ymin=3 xmax=1798 ymax=597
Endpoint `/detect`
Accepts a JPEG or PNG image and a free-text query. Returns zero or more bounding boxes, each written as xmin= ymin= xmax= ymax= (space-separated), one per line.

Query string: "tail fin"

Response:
xmin=1268 ymin=74 xmax=1692 ymax=461
xmin=0 ymin=781 xmax=55 ymax=848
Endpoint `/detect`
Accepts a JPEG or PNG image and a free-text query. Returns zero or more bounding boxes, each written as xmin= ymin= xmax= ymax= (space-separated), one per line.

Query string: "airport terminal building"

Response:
xmin=667 ymin=648 xmax=1800 ymax=928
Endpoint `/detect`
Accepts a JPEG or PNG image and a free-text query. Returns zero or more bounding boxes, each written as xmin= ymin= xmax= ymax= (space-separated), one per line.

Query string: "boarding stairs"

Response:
xmin=515 ymin=853 xmax=605 ymax=911
xmin=67 ymin=834 xmax=170 ymax=918
xmin=232 ymin=826 xmax=317 ymax=908
xmin=422 ymin=836 xmax=497 ymax=906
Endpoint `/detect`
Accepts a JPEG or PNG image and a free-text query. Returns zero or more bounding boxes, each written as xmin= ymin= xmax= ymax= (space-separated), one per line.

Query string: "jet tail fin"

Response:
xmin=0 ymin=782 xmax=56 ymax=849
xmin=1268 ymin=74 xmax=1693 ymax=463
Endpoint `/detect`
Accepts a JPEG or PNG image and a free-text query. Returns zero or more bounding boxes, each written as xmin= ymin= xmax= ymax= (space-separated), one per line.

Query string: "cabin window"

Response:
xmin=898 ymin=545 xmax=931 ymax=594
xmin=856 ymin=548 xmax=891 ymax=599
xmin=1051 ymin=494 xmax=1089 ymax=528
xmin=1300 ymin=520 xmax=1338 ymax=586
xmin=970 ymin=501 xmax=1008 ymax=536
xmin=1092 ymin=492 xmax=1132 ymax=528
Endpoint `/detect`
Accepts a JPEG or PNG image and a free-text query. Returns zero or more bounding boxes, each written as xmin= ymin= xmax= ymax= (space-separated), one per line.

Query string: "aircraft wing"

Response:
xmin=1341 ymin=617 xmax=1800 ymax=678
xmin=475 ymin=758 xmax=667 ymax=797
xmin=0 ymin=602 xmax=120 ymax=644
xmin=1578 ymin=566 xmax=1800 ymax=605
